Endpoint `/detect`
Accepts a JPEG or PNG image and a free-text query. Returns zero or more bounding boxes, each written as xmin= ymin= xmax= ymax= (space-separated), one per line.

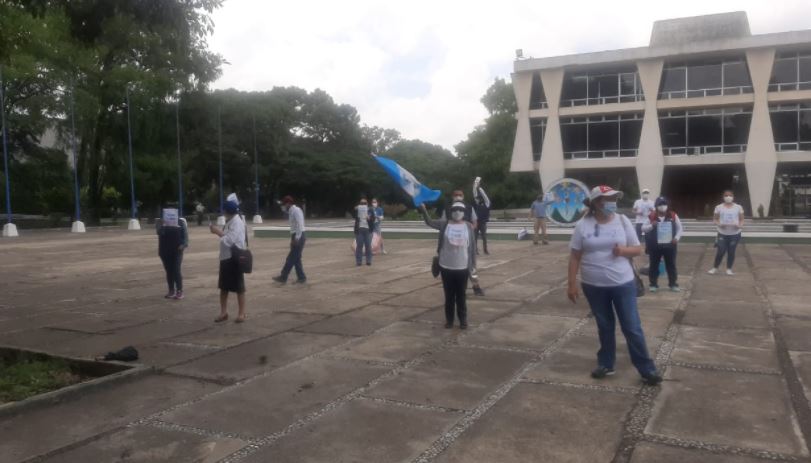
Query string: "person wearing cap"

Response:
xmin=354 ymin=198 xmax=375 ymax=266
xmin=529 ymin=191 xmax=554 ymax=245
xmin=209 ymin=194 xmax=247 ymax=323
xmin=642 ymin=197 xmax=683 ymax=292
xmin=434 ymin=201 xmax=477 ymax=329
xmin=708 ymin=189 xmax=745 ymax=276
xmin=273 ymin=195 xmax=307 ymax=284
xmin=568 ymin=185 xmax=663 ymax=386
xmin=632 ymin=188 xmax=655 ymax=242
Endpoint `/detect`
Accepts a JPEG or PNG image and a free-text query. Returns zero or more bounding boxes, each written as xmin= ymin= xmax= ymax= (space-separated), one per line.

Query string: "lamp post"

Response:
xmin=176 ymin=91 xmax=183 ymax=217
xmin=216 ymin=105 xmax=225 ymax=225
xmin=0 ymin=65 xmax=18 ymax=237
xmin=69 ymin=83 xmax=85 ymax=233
xmin=252 ymin=114 xmax=262 ymax=224
xmin=125 ymin=86 xmax=140 ymax=230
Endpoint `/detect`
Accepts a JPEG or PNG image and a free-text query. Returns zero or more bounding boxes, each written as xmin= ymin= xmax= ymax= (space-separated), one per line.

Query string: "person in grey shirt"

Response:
xmin=529 ymin=192 xmax=553 ymax=245
xmin=433 ymin=202 xmax=476 ymax=329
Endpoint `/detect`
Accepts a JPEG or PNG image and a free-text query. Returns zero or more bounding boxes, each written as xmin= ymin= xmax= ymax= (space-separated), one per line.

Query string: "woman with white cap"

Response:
xmin=567 ymin=185 xmax=662 ymax=385
xmin=708 ymin=189 xmax=744 ymax=275
xmin=430 ymin=201 xmax=477 ymax=329
xmin=210 ymin=193 xmax=247 ymax=323
xmin=632 ymin=188 xmax=655 ymax=242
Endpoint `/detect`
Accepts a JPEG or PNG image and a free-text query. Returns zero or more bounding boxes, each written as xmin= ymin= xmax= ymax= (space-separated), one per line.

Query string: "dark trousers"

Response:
xmin=355 ymin=228 xmax=372 ymax=264
xmin=160 ymin=251 xmax=183 ymax=292
xmin=475 ymin=221 xmax=488 ymax=253
xmin=441 ymin=268 xmax=469 ymax=325
xmin=281 ymin=234 xmax=306 ymax=281
xmin=581 ymin=281 xmax=657 ymax=376
xmin=649 ymin=244 xmax=677 ymax=287
xmin=714 ymin=233 xmax=741 ymax=269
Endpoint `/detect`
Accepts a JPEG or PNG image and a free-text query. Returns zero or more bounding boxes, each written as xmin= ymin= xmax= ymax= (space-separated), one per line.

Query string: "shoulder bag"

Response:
xmin=232 ymin=216 xmax=253 ymax=274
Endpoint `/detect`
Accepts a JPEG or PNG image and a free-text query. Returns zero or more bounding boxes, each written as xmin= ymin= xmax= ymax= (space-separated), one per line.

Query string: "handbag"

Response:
xmin=619 ymin=214 xmax=644 ymax=297
xmin=431 ymin=256 xmax=440 ymax=278
xmin=232 ymin=216 xmax=253 ymax=274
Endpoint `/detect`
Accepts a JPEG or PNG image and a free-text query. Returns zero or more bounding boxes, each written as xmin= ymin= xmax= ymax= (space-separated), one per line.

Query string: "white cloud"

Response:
xmin=209 ymin=0 xmax=810 ymax=152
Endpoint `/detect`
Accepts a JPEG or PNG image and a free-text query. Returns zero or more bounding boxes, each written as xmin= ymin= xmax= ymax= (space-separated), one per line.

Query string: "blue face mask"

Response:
xmin=601 ymin=202 xmax=618 ymax=214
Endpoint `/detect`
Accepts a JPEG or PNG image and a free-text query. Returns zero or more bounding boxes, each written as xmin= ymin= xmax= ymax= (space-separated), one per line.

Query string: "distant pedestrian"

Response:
xmin=632 ymin=188 xmax=655 ymax=242
xmin=195 ymin=202 xmax=205 ymax=226
xmin=372 ymin=198 xmax=387 ymax=254
xmin=435 ymin=202 xmax=476 ymax=329
xmin=708 ymin=190 xmax=744 ymax=276
xmin=473 ymin=177 xmax=491 ymax=255
xmin=273 ymin=196 xmax=307 ymax=284
xmin=642 ymin=197 xmax=682 ymax=292
xmin=354 ymin=198 xmax=374 ymax=266
xmin=156 ymin=203 xmax=188 ymax=299
xmin=567 ymin=185 xmax=662 ymax=386
xmin=529 ymin=191 xmax=554 ymax=245
xmin=210 ymin=194 xmax=247 ymax=323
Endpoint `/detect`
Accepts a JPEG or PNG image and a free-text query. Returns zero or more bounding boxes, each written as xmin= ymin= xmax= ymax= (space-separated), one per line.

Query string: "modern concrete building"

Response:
xmin=510 ymin=12 xmax=811 ymax=217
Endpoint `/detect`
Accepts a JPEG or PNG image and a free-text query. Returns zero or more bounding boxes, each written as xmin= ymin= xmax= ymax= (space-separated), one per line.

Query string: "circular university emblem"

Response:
xmin=544 ymin=178 xmax=589 ymax=226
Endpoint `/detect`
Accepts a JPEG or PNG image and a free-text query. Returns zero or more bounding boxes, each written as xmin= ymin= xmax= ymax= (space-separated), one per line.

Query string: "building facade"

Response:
xmin=510 ymin=12 xmax=811 ymax=217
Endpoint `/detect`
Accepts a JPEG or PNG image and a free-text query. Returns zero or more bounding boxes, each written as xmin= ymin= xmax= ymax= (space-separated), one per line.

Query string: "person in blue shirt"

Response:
xmin=371 ymin=198 xmax=386 ymax=255
xmin=529 ymin=192 xmax=553 ymax=245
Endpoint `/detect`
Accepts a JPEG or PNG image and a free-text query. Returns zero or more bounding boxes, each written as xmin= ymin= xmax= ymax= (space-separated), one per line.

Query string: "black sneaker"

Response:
xmin=473 ymin=286 xmax=485 ymax=297
xmin=590 ymin=366 xmax=615 ymax=379
xmin=460 ymin=323 xmax=468 ymax=330
xmin=642 ymin=372 xmax=663 ymax=386
xmin=272 ymin=276 xmax=287 ymax=284
xmin=293 ymin=278 xmax=307 ymax=285
xmin=444 ymin=323 xmax=453 ymax=329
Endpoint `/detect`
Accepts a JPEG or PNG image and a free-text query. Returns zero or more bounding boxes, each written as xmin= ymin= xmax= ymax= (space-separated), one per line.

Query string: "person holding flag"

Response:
xmin=472 ymin=177 xmax=491 ymax=255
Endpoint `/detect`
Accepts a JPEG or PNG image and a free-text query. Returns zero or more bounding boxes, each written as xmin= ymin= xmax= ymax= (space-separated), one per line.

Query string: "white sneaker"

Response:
xmin=726 ymin=269 xmax=734 ymax=276
xmin=707 ymin=268 xmax=718 ymax=275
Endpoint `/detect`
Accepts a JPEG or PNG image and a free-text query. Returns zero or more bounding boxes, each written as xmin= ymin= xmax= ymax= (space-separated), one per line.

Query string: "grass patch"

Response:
xmin=0 ymin=356 xmax=85 ymax=403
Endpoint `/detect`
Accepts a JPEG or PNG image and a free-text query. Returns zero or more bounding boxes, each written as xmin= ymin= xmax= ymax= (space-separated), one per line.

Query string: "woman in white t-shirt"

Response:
xmin=568 ymin=185 xmax=662 ymax=386
xmin=708 ymin=190 xmax=744 ymax=276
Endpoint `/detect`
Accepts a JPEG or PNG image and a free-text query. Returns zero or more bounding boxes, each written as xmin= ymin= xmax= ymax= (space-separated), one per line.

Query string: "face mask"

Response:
xmin=724 ymin=196 xmax=733 ymax=203
xmin=451 ymin=211 xmax=464 ymax=221
xmin=281 ymin=205 xmax=289 ymax=213
xmin=372 ymin=202 xmax=378 ymax=207
xmin=453 ymin=196 xmax=463 ymax=202
xmin=657 ymin=205 xmax=668 ymax=213
xmin=601 ymin=202 xmax=618 ymax=214
xmin=642 ymin=194 xmax=649 ymax=200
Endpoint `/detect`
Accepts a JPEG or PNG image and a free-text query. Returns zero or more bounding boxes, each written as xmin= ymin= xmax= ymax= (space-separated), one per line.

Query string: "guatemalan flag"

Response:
xmin=372 ymin=154 xmax=441 ymax=207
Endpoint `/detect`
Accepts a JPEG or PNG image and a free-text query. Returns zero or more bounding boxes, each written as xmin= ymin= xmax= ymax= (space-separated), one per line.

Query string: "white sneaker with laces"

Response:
xmin=726 ymin=269 xmax=734 ymax=276
xmin=707 ymin=268 xmax=718 ymax=275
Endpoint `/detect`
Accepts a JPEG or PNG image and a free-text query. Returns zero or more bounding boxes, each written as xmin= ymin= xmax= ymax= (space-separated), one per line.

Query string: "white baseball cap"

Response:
xmin=642 ymin=188 xmax=650 ymax=194
xmin=588 ymin=185 xmax=623 ymax=201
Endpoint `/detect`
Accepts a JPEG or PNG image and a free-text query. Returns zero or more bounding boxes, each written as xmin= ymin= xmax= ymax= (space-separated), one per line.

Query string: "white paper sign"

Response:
xmin=720 ymin=208 xmax=738 ymax=225
xmin=446 ymin=224 xmax=468 ymax=247
xmin=657 ymin=221 xmax=673 ymax=244
xmin=162 ymin=208 xmax=179 ymax=227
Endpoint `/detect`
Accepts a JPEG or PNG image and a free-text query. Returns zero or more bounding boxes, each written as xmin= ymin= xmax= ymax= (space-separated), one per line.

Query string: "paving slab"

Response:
xmin=296 ymin=305 xmax=427 ymax=336
xmin=382 ymin=286 xmax=446 ymax=308
xmin=682 ymin=300 xmax=769 ymax=328
xmin=670 ymin=326 xmax=778 ymax=370
xmin=790 ymin=351 xmax=811 ymax=405
xmin=242 ymin=398 xmax=459 ymax=463
xmin=647 ymin=366 xmax=806 ymax=456
xmin=777 ymin=317 xmax=811 ymax=351
xmin=434 ymin=382 xmax=635 ymax=463
xmin=0 ymin=373 xmax=220 ymax=462
xmin=768 ymin=294 xmax=811 ymax=318
xmin=461 ymin=313 xmax=579 ymax=351
xmin=39 ymin=425 xmax=247 ymax=463
xmin=327 ymin=322 xmax=449 ymax=363
xmin=366 ymin=347 xmax=532 ymax=410
xmin=690 ymin=279 xmax=759 ymax=301
xmin=475 ymin=281 xmax=550 ymax=302
xmin=412 ymin=299 xmax=519 ymax=326
xmin=173 ymin=312 xmax=324 ymax=347
xmin=162 ymin=357 xmax=388 ymax=438
xmin=167 ymin=332 xmax=350 ymax=383
xmin=629 ymin=442 xmax=771 ymax=463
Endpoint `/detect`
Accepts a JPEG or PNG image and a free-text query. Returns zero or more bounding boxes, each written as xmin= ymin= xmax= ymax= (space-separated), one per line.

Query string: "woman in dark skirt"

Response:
xmin=210 ymin=196 xmax=247 ymax=323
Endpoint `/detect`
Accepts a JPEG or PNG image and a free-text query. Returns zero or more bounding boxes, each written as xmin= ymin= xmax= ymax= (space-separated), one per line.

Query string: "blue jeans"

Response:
xmin=355 ymin=228 xmax=372 ymax=264
xmin=714 ymin=233 xmax=741 ymax=269
xmin=281 ymin=234 xmax=306 ymax=281
xmin=581 ymin=280 xmax=657 ymax=376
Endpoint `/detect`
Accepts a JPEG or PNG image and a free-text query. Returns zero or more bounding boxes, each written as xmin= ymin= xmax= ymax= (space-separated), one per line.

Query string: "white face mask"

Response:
xmin=281 ymin=205 xmax=289 ymax=212
xmin=724 ymin=196 xmax=734 ymax=204
xmin=453 ymin=196 xmax=463 ymax=202
xmin=451 ymin=211 xmax=464 ymax=221
xmin=372 ymin=202 xmax=378 ymax=207
xmin=657 ymin=205 xmax=668 ymax=213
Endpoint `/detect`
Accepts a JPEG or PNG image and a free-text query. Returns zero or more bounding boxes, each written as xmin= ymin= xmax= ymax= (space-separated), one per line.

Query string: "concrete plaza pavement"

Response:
xmin=1 ymin=226 xmax=811 ymax=462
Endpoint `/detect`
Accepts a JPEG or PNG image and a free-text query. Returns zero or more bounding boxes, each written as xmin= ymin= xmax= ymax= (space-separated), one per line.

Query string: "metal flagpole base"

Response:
xmin=2 ymin=223 xmax=19 ymax=237
xmin=71 ymin=221 xmax=86 ymax=233
xmin=216 ymin=216 xmax=226 ymax=226
xmin=127 ymin=218 xmax=141 ymax=230
xmin=252 ymin=215 xmax=263 ymax=224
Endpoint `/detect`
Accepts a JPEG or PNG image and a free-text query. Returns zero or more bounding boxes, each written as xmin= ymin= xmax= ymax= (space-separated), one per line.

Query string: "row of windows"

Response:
xmin=529 ymin=50 xmax=811 ymax=108
xmin=528 ymin=103 xmax=811 ymax=160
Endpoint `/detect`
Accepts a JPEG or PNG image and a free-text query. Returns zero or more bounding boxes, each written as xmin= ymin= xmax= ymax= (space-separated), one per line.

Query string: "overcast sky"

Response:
xmin=209 ymin=0 xmax=810 ymax=153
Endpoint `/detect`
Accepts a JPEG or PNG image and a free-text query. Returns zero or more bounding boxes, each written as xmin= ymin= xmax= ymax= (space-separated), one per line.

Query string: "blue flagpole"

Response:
xmin=0 ymin=66 xmax=12 ymax=225
xmin=253 ymin=113 xmax=259 ymax=216
xmin=70 ymin=84 xmax=81 ymax=222
xmin=125 ymin=86 xmax=137 ymax=218
xmin=218 ymin=105 xmax=223 ymax=214
xmin=176 ymin=94 xmax=183 ymax=217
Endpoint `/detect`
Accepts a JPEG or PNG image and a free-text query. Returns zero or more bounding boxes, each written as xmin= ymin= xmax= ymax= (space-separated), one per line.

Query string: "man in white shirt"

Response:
xmin=273 ymin=195 xmax=307 ymax=284
xmin=632 ymin=188 xmax=655 ymax=242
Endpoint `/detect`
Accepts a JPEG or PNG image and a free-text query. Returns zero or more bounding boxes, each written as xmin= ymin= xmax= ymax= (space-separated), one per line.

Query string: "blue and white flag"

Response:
xmin=372 ymin=155 xmax=441 ymax=207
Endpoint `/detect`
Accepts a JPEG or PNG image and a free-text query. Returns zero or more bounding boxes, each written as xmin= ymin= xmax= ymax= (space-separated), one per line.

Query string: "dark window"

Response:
xmin=530 ymin=118 xmax=546 ymax=160
xmin=660 ymin=107 xmax=752 ymax=154
xmin=620 ymin=73 xmax=637 ymax=96
xmin=561 ymin=121 xmax=587 ymax=155
xmin=595 ymin=74 xmax=618 ymax=99
xmin=688 ymin=63 xmax=722 ymax=93
xmin=800 ymin=108 xmax=811 ymax=142
xmin=662 ymin=58 xmax=750 ymax=98
xmin=561 ymin=68 xmax=642 ymax=106
xmin=771 ymin=58 xmax=798 ymax=85
xmin=688 ymin=114 xmax=722 ymax=147
xmin=661 ymin=68 xmax=686 ymax=93
xmin=724 ymin=113 xmax=752 ymax=146
xmin=529 ymin=73 xmax=547 ymax=109
xmin=771 ymin=110 xmax=798 ymax=144
xmin=588 ymin=120 xmax=619 ymax=152
xmin=659 ymin=115 xmax=686 ymax=148
xmin=800 ymin=57 xmax=811 ymax=84
xmin=561 ymin=76 xmax=588 ymax=105
xmin=620 ymin=119 xmax=643 ymax=149
xmin=723 ymin=62 xmax=750 ymax=89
